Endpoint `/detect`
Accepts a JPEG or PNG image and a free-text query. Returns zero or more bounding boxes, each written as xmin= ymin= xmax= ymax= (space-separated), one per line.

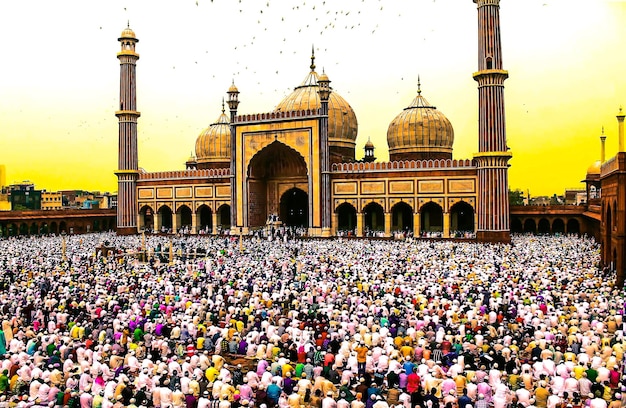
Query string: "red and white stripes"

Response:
xmin=473 ymin=0 xmax=511 ymax=241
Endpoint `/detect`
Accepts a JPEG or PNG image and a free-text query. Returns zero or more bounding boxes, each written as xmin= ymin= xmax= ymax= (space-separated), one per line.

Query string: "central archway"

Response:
xmin=280 ymin=188 xmax=309 ymax=227
xmin=247 ymin=141 xmax=308 ymax=228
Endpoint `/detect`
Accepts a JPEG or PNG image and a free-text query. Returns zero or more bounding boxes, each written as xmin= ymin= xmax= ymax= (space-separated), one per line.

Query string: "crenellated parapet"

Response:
xmin=331 ymin=158 xmax=476 ymax=173
xmin=138 ymin=168 xmax=230 ymax=181
xmin=235 ymin=109 xmax=321 ymax=124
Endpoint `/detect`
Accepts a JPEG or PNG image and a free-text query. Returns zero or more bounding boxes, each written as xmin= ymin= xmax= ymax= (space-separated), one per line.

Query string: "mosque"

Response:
xmin=116 ymin=0 xmax=512 ymax=243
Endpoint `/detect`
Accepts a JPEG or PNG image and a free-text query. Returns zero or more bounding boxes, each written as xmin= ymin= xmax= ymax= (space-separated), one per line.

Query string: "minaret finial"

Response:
xmin=222 ymin=98 xmax=225 ymax=114
xmin=127 ymin=20 xmax=130 ymax=28
xmin=417 ymin=75 xmax=422 ymax=95
xmin=310 ymin=45 xmax=316 ymax=71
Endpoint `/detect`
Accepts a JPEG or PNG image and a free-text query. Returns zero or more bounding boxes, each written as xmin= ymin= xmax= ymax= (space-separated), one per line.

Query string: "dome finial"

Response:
xmin=310 ymin=45 xmax=316 ymax=72
xmin=127 ymin=20 xmax=130 ymax=28
xmin=417 ymin=75 xmax=422 ymax=95
xmin=222 ymin=98 xmax=225 ymax=114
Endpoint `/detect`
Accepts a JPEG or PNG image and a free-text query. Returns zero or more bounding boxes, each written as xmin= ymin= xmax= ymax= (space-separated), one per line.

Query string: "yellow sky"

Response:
xmin=0 ymin=0 xmax=624 ymax=196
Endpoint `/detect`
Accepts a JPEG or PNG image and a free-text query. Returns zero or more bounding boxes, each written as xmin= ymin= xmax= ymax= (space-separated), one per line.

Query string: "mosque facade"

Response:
xmin=117 ymin=0 xmax=513 ymax=242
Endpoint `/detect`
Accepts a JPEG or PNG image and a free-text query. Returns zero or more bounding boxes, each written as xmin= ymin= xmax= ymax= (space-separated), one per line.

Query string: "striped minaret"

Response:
xmin=115 ymin=25 xmax=140 ymax=235
xmin=473 ymin=0 xmax=512 ymax=243
xmin=317 ymin=70 xmax=332 ymax=236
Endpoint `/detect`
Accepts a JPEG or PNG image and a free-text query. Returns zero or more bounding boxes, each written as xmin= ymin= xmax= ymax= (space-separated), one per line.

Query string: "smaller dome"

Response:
xmin=587 ymin=160 xmax=601 ymax=176
xmin=364 ymin=139 xmax=374 ymax=149
xmin=228 ymin=81 xmax=239 ymax=93
xmin=318 ymin=71 xmax=330 ymax=82
xmin=119 ymin=25 xmax=137 ymax=40
xmin=195 ymin=104 xmax=231 ymax=169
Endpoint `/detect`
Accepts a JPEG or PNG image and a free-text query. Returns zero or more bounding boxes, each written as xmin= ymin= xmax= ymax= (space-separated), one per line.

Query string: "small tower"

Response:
xmin=115 ymin=24 xmax=140 ymax=235
xmin=617 ymin=107 xmax=625 ymax=153
xmin=318 ymin=69 xmax=332 ymax=236
xmin=601 ymin=127 xmax=607 ymax=163
xmin=472 ymin=0 xmax=512 ymax=243
xmin=363 ymin=138 xmax=376 ymax=162
xmin=227 ymin=81 xmax=240 ymax=231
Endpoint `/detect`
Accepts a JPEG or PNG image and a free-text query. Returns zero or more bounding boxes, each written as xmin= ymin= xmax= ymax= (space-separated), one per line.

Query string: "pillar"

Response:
xmin=154 ymin=213 xmax=161 ymax=233
xmin=173 ymin=213 xmax=179 ymax=234
xmin=384 ymin=212 xmax=392 ymax=237
xmin=115 ymin=25 xmax=140 ymax=235
xmin=227 ymin=83 xmax=240 ymax=231
xmin=356 ymin=212 xmax=364 ymax=237
xmin=212 ymin=211 xmax=218 ymax=235
xmin=443 ymin=212 xmax=450 ymax=238
xmin=472 ymin=0 xmax=512 ymax=243
xmin=191 ymin=211 xmax=198 ymax=234
xmin=414 ymin=212 xmax=420 ymax=236
xmin=332 ymin=212 xmax=338 ymax=236
xmin=318 ymin=67 xmax=332 ymax=236
xmin=618 ymin=108 xmax=625 ymax=153
xmin=136 ymin=213 xmax=143 ymax=231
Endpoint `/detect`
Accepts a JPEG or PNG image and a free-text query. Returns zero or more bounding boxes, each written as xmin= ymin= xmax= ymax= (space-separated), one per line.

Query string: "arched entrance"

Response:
xmin=139 ymin=205 xmax=154 ymax=232
xmin=50 ymin=222 xmax=58 ymax=235
xmin=218 ymin=205 xmax=231 ymax=231
xmin=364 ymin=202 xmax=384 ymax=233
xmin=280 ymin=188 xmax=308 ymax=228
xmin=523 ymin=219 xmax=536 ymax=233
xmin=19 ymin=223 xmax=28 ymax=235
xmin=178 ymin=205 xmax=193 ymax=233
xmin=450 ymin=201 xmax=474 ymax=233
xmin=336 ymin=202 xmax=357 ymax=235
xmin=391 ymin=202 xmax=413 ymax=232
xmin=552 ymin=219 xmax=565 ymax=234
xmin=247 ymin=141 xmax=308 ymax=228
xmin=198 ymin=205 xmax=212 ymax=233
xmin=567 ymin=219 xmax=580 ymax=235
xmin=30 ymin=223 xmax=38 ymax=235
xmin=158 ymin=205 xmax=173 ymax=232
xmin=420 ymin=202 xmax=443 ymax=235
xmin=538 ymin=218 xmax=550 ymax=234
xmin=8 ymin=223 xmax=17 ymax=236
xmin=511 ymin=217 xmax=523 ymax=233
xmin=40 ymin=223 xmax=49 ymax=234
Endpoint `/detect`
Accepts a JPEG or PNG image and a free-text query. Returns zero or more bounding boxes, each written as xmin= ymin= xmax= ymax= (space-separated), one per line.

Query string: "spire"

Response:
xmin=417 ymin=75 xmax=422 ymax=95
xmin=310 ymin=45 xmax=316 ymax=71
xmin=221 ymin=98 xmax=225 ymax=114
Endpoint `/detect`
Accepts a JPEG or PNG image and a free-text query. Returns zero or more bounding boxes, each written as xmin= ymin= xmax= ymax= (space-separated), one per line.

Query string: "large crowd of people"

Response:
xmin=0 ymin=232 xmax=623 ymax=408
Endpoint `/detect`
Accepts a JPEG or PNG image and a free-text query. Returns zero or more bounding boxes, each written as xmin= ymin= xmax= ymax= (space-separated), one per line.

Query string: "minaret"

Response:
xmin=115 ymin=24 xmax=140 ymax=235
xmin=317 ymin=69 xmax=332 ymax=236
xmin=227 ymin=81 xmax=240 ymax=231
xmin=601 ymin=127 xmax=607 ymax=163
xmin=617 ymin=107 xmax=625 ymax=153
xmin=472 ymin=0 xmax=512 ymax=243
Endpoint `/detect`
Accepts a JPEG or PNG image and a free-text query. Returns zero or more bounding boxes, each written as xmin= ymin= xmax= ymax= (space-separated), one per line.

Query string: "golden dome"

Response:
xmin=119 ymin=25 xmax=137 ymax=40
xmin=387 ymin=84 xmax=454 ymax=161
xmin=365 ymin=139 xmax=374 ymax=149
xmin=195 ymin=105 xmax=231 ymax=168
xmin=587 ymin=160 xmax=601 ymax=175
xmin=274 ymin=54 xmax=358 ymax=161
xmin=228 ymin=81 xmax=239 ymax=93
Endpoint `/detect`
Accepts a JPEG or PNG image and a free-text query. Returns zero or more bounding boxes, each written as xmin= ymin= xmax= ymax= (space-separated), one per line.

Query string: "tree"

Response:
xmin=509 ymin=189 xmax=525 ymax=206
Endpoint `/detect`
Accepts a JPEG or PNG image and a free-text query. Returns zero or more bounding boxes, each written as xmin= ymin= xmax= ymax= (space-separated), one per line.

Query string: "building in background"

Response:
xmin=41 ymin=190 xmax=62 ymax=210
xmin=119 ymin=0 xmax=512 ymax=242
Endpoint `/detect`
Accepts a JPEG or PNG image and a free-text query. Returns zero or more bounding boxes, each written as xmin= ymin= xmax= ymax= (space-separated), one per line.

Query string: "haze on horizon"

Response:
xmin=0 ymin=0 xmax=624 ymax=197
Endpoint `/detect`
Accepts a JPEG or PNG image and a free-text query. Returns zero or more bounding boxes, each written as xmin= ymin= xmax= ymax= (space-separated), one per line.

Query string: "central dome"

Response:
xmin=194 ymin=103 xmax=231 ymax=170
xmin=387 ymin=82 xmax=454 ymax=162
xmin=274 ymin=52 xmax=358 ymax=163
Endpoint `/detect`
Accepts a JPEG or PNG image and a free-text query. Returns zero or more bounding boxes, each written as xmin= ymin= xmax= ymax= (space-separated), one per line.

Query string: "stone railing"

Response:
xmin=331 ymin=158 xmax=476 ymax=173
xmin=235 ymin=109 xmax=320 ymax=123
xmin=138 ymin=168 xmax=230 ymax=180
